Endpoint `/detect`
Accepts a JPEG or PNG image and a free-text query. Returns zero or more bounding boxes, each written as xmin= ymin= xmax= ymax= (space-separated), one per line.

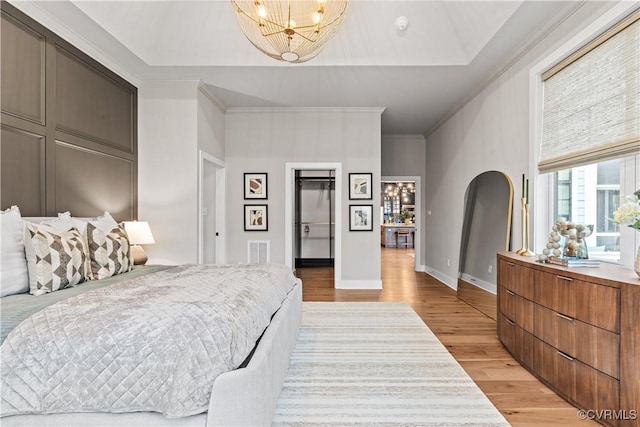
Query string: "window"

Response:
xmin=551 ymin=156 xmax=637 ymax=263
xmin=539 ymin=9 xmax=639 ymax=268
xmin=554 ymin=169 xmax=572 ymax=222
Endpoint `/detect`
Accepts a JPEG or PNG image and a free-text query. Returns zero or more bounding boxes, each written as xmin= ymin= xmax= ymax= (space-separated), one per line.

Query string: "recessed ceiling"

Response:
xmin=71 ymin=0 xmax=522 ymax=66
xmin=12 ymin=0 xmax=581 ymax=134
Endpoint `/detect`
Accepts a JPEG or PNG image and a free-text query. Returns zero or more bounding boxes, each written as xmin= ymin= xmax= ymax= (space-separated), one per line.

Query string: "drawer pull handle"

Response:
xmin=557 ymin=350 xmax=574 ymax=361
xmin=506 ymin=290 xmax=516 ymax=296
xmin=557 ymin=275 xmax=573 ymax=282
xmin=557 ymin=313 xmax=574 ymax=321
xmin=506 ymin=262 xmax=515 ymax=266
xmin=507 ymin=318 xmax=516 ymax=326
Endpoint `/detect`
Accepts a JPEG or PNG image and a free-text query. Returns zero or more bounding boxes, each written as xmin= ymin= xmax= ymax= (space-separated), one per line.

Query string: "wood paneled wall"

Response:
xmin=1 ymin=2 xmax=137 ymax=221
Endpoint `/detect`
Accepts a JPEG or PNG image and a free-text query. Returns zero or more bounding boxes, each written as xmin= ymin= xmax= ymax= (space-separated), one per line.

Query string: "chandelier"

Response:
xmin=232 ymin=0 xmax=348 ymax=63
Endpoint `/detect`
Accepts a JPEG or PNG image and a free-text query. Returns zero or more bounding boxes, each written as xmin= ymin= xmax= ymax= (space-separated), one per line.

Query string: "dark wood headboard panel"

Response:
xmin=1 ymin=2 xmax=137 ymax=222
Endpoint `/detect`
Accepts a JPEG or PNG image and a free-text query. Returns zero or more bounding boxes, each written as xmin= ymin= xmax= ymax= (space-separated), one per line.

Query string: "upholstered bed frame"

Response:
xmin=2 ymin=213 xmax=303 ymax=427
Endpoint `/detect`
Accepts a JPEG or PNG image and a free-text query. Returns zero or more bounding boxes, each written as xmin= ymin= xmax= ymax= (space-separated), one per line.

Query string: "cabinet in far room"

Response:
xmin=380 ymin=225 xmax=414 ymax=248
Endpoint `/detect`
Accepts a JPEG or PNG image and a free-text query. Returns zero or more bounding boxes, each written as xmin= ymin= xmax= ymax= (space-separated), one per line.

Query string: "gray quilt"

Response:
xmin=0 ymin=263 xmax=297 ymax=418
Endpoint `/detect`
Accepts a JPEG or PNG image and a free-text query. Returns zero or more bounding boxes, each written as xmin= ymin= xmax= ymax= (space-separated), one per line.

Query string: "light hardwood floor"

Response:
xmin=296 ymin=247 xmax=598 ymax=427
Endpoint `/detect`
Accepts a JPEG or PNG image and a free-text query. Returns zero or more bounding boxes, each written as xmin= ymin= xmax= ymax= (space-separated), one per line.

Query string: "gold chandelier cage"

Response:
xmin=232 ymin=0 xmax=348 ymax=63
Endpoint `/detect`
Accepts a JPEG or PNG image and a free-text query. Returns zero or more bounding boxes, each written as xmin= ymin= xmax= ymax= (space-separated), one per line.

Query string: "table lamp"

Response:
xmin=123 ymin=221 xmax=155 ymax=265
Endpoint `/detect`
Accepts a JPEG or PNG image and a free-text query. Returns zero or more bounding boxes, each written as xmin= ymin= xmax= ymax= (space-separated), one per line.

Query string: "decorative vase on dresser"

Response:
xmin=497 ymin=252 xmax=640 ymax=427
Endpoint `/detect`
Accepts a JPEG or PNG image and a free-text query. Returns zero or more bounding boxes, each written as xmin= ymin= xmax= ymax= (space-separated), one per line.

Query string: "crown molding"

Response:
xmin=8 ymin=0 xmax=143 ymax=87
xmin=226 ymin=107 xmax=385 ymax=115
xmin=138 ymin=80 xmax=201 ymax=89
xmin=197 ymin=85 xmax=228 ymax=114
xmin=382 ymin=134 xmax=426 ymax=142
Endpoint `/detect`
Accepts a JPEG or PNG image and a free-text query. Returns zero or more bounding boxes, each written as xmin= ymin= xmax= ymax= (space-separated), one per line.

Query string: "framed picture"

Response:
xmin=349 ymin=205 xmax=373 ymax=231
xmin=244 ymin=205 xmax=268 ymax=231
xmin=349 ymin=173 xmax=372 ymax=200
xmin=244 ymin=173 xmax=268 ymax=199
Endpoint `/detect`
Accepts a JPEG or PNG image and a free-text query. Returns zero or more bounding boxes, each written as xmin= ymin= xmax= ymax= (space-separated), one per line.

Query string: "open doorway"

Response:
xmin=285 ymin=162 xmax=342 ymax=289
xmin=381 ymin=176 xmax=421 ymax=272
xmin=294 ymin=170 xmax=335 ymax=268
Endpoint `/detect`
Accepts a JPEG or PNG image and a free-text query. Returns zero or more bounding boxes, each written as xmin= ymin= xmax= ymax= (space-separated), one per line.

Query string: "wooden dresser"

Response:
xmin=497 ymin=252 xmax=640 ymax=427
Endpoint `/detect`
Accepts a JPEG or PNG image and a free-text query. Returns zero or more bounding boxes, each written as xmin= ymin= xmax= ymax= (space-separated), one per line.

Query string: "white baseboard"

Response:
xmin=337 ymin=279 xmax=383 ymax=290
xmin=415 ymin=264 xmax=426 ymax=273
xmin=459 ymin=273 xmax=497 ymax=294
xmin=424 ymin=267 xmax=457 ymax=290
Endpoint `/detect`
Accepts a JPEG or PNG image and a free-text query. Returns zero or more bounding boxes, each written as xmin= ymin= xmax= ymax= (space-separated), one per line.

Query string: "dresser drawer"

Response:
xmin=534 ymin=304 xmax=575 ymax=358
xmin=535 ymin=270 xmax=576 ymax=317
xmin=535 ymin=338 xmax=576 ymax=400
xmin=498 ymin=313 xmax=534 ymax=370
xmin=534 ymin=305 xmax=620 ymax=379
xmin=535 ymin=339 xmax=620 ymax=427
xmin=499 ymin=286 xmax=534 ymax=333
xmin=498 ymin=259 xmax=534 ymax=300
xmin=575 ymin=281 xmax=620 ymax=333
xmin=574 ymin=361 xmax=620 ymax=427
xmin=535 ymin=270 xmax=620 ymax=333
xmin=574 ymin=321 xmax=620 ymax=379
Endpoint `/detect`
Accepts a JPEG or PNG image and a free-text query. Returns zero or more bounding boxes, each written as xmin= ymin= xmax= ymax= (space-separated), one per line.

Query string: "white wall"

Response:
xmin=225 ymin=108 xmax=383 ymax=287
xmin=423 ymin=1 xmax=618 ymax=290
xmin=197 ymin=86 xmax=226 ymax=160
xmin=138 ymin=82 xmax=225 ymax=265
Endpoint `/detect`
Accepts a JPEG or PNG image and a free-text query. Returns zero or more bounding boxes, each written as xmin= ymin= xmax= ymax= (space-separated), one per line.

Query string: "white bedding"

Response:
xmin=1 ymin=264 xmax=297 ymax=419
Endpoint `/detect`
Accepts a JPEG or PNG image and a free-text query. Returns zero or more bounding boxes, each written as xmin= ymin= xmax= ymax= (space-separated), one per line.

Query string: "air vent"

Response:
xmin=247 ymin=240 xmax=270 ymax=264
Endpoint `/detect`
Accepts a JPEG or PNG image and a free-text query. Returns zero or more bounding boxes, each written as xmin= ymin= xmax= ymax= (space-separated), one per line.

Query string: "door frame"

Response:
xmin=198 ymin=150 xmax=226 ymax=264
xmin=285 ymin=162 xmax=342 ymax=289
xmin=381 ymin=175 xmax=422 ymax=272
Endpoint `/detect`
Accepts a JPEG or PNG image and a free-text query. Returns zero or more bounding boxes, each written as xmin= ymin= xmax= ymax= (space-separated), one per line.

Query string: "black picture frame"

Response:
xmin=349 ymin=204 xmax=373 ymax=231
xmin=349 ymin=173 xmax=373 ymax=200
xmin=244 ymin=204 xmax=268 ymax=231
xmin=244 ymin=173 xmax=268 ymax=199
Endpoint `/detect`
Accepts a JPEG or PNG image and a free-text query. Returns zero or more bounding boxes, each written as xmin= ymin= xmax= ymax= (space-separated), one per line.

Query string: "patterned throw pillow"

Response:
xmin=24 ymin=223 xmax=89 ymax=296
xmin=86 ymin=223 xmax=133 ymax=280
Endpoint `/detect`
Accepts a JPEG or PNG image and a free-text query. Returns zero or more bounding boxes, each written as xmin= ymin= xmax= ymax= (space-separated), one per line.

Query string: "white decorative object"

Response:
xmin=610 ymin=190 xmax=640 ymax=277
xmin=395 ymin=16 xmax=409 ymax=31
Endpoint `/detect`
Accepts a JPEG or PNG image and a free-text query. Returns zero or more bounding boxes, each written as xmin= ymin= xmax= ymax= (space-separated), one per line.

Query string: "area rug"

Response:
xmin=273 ymin=302 xmax=510 ymax=426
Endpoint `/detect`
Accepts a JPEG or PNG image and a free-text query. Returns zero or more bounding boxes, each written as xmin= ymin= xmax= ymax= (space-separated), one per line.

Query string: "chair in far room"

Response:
xmin=396 ymin=228 xmax=413 ymax=249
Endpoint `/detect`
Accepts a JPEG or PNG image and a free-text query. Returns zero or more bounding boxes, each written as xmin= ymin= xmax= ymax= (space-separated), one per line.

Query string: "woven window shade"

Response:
xmin=538 ymin=10 xmax=640 ymax=173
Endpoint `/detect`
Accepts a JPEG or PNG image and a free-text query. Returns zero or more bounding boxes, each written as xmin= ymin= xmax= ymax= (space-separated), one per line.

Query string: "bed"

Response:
xmin=0 ymin=214 xmax=302 ymax=427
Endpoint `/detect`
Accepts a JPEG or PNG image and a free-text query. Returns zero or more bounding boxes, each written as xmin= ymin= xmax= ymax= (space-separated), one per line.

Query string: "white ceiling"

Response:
xmin=13 ymin=0 xmax=579 ymax=134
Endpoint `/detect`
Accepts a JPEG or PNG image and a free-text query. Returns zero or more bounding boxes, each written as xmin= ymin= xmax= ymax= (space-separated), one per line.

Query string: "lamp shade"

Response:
xmin=123 ymin=221 xmax=155 ymax=245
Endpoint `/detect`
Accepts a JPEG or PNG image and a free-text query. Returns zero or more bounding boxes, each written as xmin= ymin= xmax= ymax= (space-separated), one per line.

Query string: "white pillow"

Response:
xmin=70 ymin=211 xmax=118 ymax=236
xmin=37 ymin=211 xmax=75 ymax=234
xmin=0 ymin=206 xmax=29 ymax=296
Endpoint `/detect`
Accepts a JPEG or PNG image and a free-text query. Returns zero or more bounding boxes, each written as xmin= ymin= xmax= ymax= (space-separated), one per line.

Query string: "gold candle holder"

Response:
xmin=522 ymin=203 xmax=535 ymax=256
xmin=517 ymin=198 xmax=535 ymax=256
xmin=516 ymin=197 xmax=527 ymax=255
